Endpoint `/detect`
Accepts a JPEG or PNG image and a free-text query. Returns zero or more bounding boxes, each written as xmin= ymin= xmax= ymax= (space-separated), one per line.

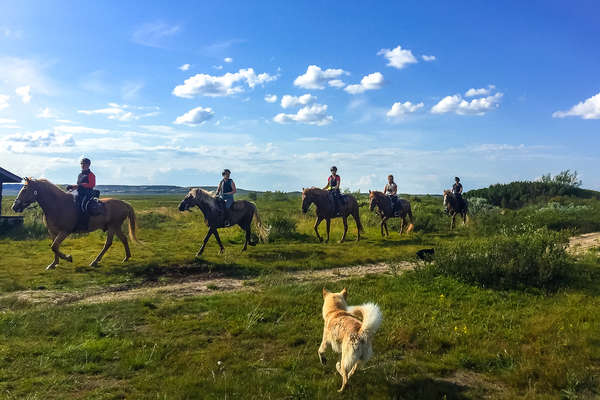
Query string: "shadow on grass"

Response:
xmin=388 ymin=377 xmax=470 ymax=400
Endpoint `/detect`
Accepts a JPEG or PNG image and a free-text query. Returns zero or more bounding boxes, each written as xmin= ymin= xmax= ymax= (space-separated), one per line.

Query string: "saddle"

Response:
xmin=388 ymin=196 xmax=402 ymax=216
xmin=329 ymin=192 xmax=346 ymax=217
xmin=83 ymin=190 xmax=105 ymax=217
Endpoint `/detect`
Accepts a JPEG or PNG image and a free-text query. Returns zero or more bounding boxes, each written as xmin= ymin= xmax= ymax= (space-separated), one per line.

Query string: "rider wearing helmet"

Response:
xmin=384 ymin=174 xmax=398 ymax=212
xmin=217 ymin=169 xmax=237 ymax=227
xmin=66 ymin=157 xmax=96 ymax=230
xmin=323 ymin=166 xmax=341 ymax=215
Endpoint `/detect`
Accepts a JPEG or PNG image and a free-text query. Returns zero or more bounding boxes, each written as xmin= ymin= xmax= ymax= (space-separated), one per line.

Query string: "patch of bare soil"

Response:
xmin=568 ymin=232 xmax=600 ymax=255
xmin=0 ymin=262 xmax=414 ymax=307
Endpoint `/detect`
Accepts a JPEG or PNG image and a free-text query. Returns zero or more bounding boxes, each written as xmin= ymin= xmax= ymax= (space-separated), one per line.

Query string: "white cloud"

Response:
xmin=280 ymin=94 xmax=316 ymax=108
xmin=179 ymin=63 xmax=191 ymax=71
xmin=377 ymin=45 xmax=418 ymax=69
xmin=213 ymin=65 xmax=223 ymax=70
xmin=54 ymin=125 xmax=110 ymax=135
xmin=172 ymin=68 xmax=277 ymax=98
xmin=328 ymin=79 xmax=346 ymax=88
xmin=344 ymin=72 xmax=384 ymax=94
xmin=174 ymin=106 xmax=215 ymax=126
xmin=131 ymin=21 xmax=181 ymax=48
xmin=224 ymin=57 xmax=233 ymax=63
xmin=15 ymin=85 xmax=31 ymax=103
xmin=293 ymin=65 xmax=349 ymax=90
xmin=2 ymin=130 xmax=75 ymax=152
xmin=78 ymin=103 xmax=159 ymax=121
xmin=37 ymin=107 xmax=57 ymax=119
xmin=386 ymin=101 xmax=424 ymax=118
xmin=422 ymin=55 xmax=436 ymax=62
xmin=0 ymin=118 xmax=16 ymax=124
xmin=465 ymin=85 xmax=495 ymax=97
xmin=552 ymin=92 xmax=600 ymax=120
xmin=273 ymin=103 xmax=332 ymax=126
xmin=264 ymin=94 xmax=278 ymax=103
xmin=431 ymin=92 xmax=503 ymax=115
xmin=0 ymin=94 xmax=9 ymax=110
xmin=0 ymin=57 xmax=56 ymax=95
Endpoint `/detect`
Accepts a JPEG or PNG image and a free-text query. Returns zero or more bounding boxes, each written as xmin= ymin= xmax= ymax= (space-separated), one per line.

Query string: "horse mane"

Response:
xmin=303 ymin=187 xmax=325 ymax=194
xmin=194 ymin=188 xmax=216 ymax=199
xmin=33 ymin=178 xmax=70 ymax=196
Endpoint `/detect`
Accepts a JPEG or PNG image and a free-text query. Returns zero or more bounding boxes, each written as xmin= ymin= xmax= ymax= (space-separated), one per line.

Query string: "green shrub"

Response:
xmin=266 ymin=215 xmax=298 ymax=240
xmin=433 ymin=227 xmax=572 ymax=289
xmin=247 ymin=191 xmax=258 ymax=201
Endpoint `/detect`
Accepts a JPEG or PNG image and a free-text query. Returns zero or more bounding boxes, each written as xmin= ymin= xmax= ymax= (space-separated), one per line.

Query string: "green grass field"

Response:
xmin=1 ymin=192 xmax=599 ymax=399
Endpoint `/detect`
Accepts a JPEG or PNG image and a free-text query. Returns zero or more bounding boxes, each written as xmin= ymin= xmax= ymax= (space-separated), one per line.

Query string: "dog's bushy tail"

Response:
xmin=347 ymin=302 xmax=383 ymax=339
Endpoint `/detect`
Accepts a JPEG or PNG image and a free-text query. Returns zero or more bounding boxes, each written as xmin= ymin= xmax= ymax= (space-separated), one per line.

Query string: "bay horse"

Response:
xmin=443 ymin=190 xmax=468 ymax=229
xmin=301 ymin=188 xmax=363 ymax=242
xmin=368 ymin=190 xmax=414 ymax=237
xmin=178 ymin=188 xmax=270 ymax=256
xmin=11 ymin=178 xmax=139 ymax=269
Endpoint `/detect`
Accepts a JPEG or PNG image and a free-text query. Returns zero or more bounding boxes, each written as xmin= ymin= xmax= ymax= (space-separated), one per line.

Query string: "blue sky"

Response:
xmin=0 ymin=1 xmax=599 ymax=193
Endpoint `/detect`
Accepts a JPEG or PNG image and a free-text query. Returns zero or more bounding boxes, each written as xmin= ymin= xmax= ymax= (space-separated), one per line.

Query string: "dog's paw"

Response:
xmin=319 ymin=353 xmax=327 ymax=365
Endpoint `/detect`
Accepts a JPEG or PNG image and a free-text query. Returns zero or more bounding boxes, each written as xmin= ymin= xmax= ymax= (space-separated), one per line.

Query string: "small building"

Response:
xmin=0 ymin=166 xmax=24 ymax=228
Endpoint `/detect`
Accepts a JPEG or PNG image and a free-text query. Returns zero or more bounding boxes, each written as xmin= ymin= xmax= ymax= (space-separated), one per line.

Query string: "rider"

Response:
xmin=66 ymin=157 xmax=96 ymax=230
xmin=216 ymin=169 xmax=236 ymax=226
xmin=452 ymin=176 xmax=464 ymax=207
xmin=323 ymin=166 xmax=341 ymax=215
xmin=384 ymin=174 xmax=398 ymax=213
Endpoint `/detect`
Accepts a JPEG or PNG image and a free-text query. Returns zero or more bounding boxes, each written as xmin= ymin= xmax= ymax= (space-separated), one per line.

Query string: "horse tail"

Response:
xmin=406 ymin=203 xmax=415 ymax=233
xmin=252 ymin=206 xmax=271 ymax=243
xmin=125 ymin=202 xmax=142 ymax=244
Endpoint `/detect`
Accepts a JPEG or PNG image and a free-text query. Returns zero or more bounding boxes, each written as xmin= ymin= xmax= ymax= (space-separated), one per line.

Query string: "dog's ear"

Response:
xmin=368 ymin=189 xmax=371 ymax=193
xmin=322 ymin=287 xmax=329 ymax=298
xmin=341 ymin=288 xmax=347 ymax=298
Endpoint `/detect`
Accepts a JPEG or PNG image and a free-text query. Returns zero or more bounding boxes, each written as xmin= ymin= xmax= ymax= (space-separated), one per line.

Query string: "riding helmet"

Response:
xmin=330 ymin=166 xmax=337 ymax=172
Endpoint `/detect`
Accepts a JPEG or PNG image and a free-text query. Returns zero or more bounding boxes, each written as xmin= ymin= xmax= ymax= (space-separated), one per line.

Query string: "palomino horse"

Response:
xmin=368 ymin=190 xmax=414 ymax=237
xmin=178 ymin=188 xmax=270 ymax=256
xmin=301 ymin=188 xmax=363 ymax=242
xmin=12 ymin=178 xmax=139 ymax=269
xmin=443 ymin=190 xmax=468 ymax=229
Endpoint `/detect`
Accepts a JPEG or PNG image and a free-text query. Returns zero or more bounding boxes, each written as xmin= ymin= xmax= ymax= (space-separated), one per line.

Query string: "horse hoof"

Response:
xmin=218 ymin=249 xmax=225 ymax=255
xmin=89 ymin=261 xmax=99 ymax=268
xmin=46 ymin=264 xmax=56 ymax=270
xmin=66 ymin=255 xmax=73 ymax=263
xmin=122 ymin=257 xmax=130 ymax=263
xmin=195 ymin=252 xmax=203 ymax=258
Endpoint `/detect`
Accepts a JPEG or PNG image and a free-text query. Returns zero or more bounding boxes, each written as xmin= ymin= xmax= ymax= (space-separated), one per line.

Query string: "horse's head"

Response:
xmin=368 ymin=190 xmax=378 ymax=212
xmin=178 ymin=188 xmax=198 ymax=212
xmin=301 ymin=188 xmax=312 ymax=214
xmin=12 ymin=177 xmax=39 ymax=213
xmin=443 ymin=190 xmax=451 ymax=209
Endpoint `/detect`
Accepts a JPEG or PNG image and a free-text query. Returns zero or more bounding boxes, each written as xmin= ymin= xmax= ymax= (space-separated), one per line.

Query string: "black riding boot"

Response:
xmin=223 ymin=208 xmax=231 ymax=227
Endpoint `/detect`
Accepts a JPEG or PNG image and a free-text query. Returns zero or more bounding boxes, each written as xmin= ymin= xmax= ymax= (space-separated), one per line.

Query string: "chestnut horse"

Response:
xmin=368 ymin=190 xmax=414 ymax=236
xmin=178 ymin=188 xmax=270 ymax=256
xmin=443 ymin=190 xmax=468 ymax=229
xmin=301 ymin=188 xmax=363 ymax=242
xmin=12 ymin=178 xmax=139 ymax=269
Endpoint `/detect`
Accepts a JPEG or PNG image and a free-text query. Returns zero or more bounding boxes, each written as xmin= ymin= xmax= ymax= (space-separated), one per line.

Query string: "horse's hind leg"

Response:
xmin=90 ymin=230 xmax=114 ymax=267
xmin=326 ymin=218 xmax=332 ymax=243
xmin=340 ymin=216 xmax=348 ymax=243
xmin=115 ymin=228 xmax=131 ymax=263
xmin=213 ymin=229 xmax=225 ymax=254
xmin=384 ymin=221 xmax=389 ymax=237
xmin=399 ymin=218 xmax=405 ymax=235
xmin=314 ymin=216 xmax=324 ymax=242
xmin=48 ymin=232 xmax=69 ymax=270
xmin=451 ymin=214 xmax=456 ymax=230
xmin=242 ymin=225 xmax=250 ymax=252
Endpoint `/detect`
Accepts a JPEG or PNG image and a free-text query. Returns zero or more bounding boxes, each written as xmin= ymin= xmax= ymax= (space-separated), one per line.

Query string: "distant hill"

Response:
xmin=2 ymin=184 xmax=256 ymax=196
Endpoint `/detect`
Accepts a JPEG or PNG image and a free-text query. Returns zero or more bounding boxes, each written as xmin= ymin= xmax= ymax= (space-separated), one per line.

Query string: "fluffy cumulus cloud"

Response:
xmin=422 ymin=55 xmax=436 ymax=61
xmin=15 ymin=85 xmax=31 ymax=103
xmin=2 ymin=130 xmax=75 ymax=152
xmin=280 ymin=94 xmax=316 ymax=108
xmin=78 ymin=103 xmax=159 ymax=121
xmin=552 ymin=92 xmax=600 ymax=120
xmin=273 ymin=103 xmax=332 ymax=126
xmin=172 ymin=68 xmax=277 ymax=98
xmin=264 ymin=94 xmax=278 ymax=103
xmin=431 ymin=92 xmax=503 ymax=115
xmin=0 ymin=94 xmax=8 ymax=110
xmin=386 ymin=101 xmax=424 ymax=118
xmin=377 ymin=45 xmax=418 ymax=69
xmin=224 ymin=57 xmax=233 ymax=63
xmin=465 ymin=85 xmax=495 ymax=97
xmin=344 ymin=72 xmax=384 ymax=94
xmin=294 ymin=65 xmax=349 ymax=90
xmin=178 ymin=63 xmax=190 ymax=71
xmin=174 ymin=106 xmax=215 ymax=126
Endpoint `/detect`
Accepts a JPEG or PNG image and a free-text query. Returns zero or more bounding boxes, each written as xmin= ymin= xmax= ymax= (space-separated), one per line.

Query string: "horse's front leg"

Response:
xmin=399 ymin=217 xmax=404 ymax=235
xmin=326 ymin=218 xmax=331 ymax=243
xmin=463 ymin=212 xmax=467 ymax=225
xmin=213 ymin=228 xmax=225 ymax=254
xmin=451 ymin=213 xmax=456 ymax=230
xmin=48 ymin=231 xmax=69 ymax=270
xmin=197 ymin=229 xmax=214 ymax=257
xmin=340 ymin=216 xmax=348 ymax=243
xmin=314 ymin=216 xmax=324 ymax=242
xmin=380 ymin=218 xmax=385 ymax=237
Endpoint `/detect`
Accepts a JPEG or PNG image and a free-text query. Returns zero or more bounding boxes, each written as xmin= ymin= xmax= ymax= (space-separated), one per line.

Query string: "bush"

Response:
xmin=261 ymin=191 xmax=289 ymax=202
xmin=266 ymin=215 xmax=298 ymax=240
xmin=247 ymin=192 xmax=258 ymax=201
xmin=433 ymin=227 xmax=572 ymax=289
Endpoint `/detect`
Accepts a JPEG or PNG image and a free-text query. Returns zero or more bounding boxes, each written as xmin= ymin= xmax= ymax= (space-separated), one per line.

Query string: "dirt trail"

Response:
xmin=568 ymin=232 xmax=600 ymax=255
xmin=1 ymin=262 xmax=414 ymax=307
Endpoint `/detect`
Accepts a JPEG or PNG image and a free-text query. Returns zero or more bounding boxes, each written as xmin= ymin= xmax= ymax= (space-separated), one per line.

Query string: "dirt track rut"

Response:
xmin=2 ymin=262 xmax=414 ymax=307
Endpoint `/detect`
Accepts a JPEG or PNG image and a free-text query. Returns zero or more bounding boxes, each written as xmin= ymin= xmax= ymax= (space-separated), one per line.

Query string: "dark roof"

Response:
xmin=0 ymin=166 xmax=22 ymax=183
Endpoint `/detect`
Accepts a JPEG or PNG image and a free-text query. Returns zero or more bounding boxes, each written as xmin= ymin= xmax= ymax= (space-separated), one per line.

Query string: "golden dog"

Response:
xmin=319 ymin=288 xmax=383 ymax=392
